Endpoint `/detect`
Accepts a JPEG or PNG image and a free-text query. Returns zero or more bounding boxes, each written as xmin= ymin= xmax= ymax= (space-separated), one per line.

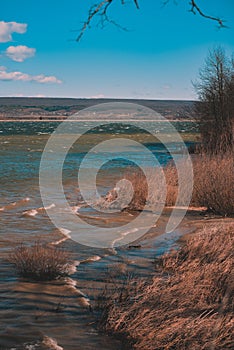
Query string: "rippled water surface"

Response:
xmin=0 ymin=121 xmax=198 ymax=349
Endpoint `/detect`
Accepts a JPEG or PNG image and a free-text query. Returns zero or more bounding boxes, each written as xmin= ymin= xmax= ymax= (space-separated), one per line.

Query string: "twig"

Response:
xmin=76 ymin=0 xmax=139 ymax=41
xmin=189 ymin=0 xmax=225 ymax=28
xmin=77 ymin=0 xmax=226 ymax=42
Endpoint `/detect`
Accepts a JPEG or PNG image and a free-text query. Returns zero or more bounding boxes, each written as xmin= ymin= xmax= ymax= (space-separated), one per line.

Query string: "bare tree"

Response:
xmin=77 ymin=0 xmax=225 ymax=41
xmin=194 ymin=47 xmax=234 ymax=154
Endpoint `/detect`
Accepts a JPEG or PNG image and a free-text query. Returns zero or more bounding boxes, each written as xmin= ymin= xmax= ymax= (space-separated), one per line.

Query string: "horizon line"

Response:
xmin=0 ymin=96 xmax=197 ymax=102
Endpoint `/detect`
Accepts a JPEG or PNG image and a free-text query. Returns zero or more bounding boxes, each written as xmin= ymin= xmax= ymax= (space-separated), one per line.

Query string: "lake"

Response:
xmin=0 ymin=119 xmax=198 ymax=349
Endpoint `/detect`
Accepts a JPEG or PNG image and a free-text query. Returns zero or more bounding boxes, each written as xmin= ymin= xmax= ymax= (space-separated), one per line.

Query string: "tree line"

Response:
xmin=194 ymin=47 xmax=234 ymax=154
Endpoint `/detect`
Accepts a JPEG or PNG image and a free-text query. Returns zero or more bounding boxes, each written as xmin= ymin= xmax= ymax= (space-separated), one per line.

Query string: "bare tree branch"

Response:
xmin=76 ymin=0 xmax=111 ymax=42
xmin=76 ymin=0 xmax=226 ymax=42
xmin=76 ymin=0 xmax=139 ymax=41
xmin=189 ymin=0 xmax=225 ymax=28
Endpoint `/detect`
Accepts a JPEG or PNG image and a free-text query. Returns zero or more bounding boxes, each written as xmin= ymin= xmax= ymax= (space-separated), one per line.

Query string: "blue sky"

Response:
xmin=0 ymin=0 xmax=234 ymax=100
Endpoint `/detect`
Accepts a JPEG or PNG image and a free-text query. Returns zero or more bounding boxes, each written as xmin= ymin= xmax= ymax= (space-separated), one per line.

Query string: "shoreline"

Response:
xmin=0 ymin=203 xmax=232 ymax=349
xmin=97 ymin=215 xmax=234 ymax=349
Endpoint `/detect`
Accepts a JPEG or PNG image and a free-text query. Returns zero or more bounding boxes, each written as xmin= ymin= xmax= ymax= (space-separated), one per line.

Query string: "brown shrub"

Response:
xmin=124 ymin=170 xmax=148 ymax=211
xmin=164 ymin=152 xmax=234 ymax=215
xmin=163 ymin=162 xmax=178 ymax=206
xmin=9 ymin=241 xmax=71 ymax=281
xmin=99 ymin=223 xmax=234 ymax=349
xmin=103 ymin=168 xmax=166 ymax=212
xmin=192 ymin=153 xmax=234 ymax=215
xmin=122 ymin=153 xmax=233 ymax=216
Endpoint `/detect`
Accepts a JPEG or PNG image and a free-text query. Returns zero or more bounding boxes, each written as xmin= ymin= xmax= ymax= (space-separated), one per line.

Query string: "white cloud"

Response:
xmin=6 ymin=45 xmax=36 ymax=62
xmin=34 ymin=75 xmax=61 ymax=83
xmin=0 ymin=66 xmax=62 ymax=84
xmin=0 ymin=21 xmax=27 ymax=43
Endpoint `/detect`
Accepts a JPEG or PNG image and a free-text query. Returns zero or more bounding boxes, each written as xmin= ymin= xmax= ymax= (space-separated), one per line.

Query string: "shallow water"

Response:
xmin=0 ymin=121 xmax=198 ymax=349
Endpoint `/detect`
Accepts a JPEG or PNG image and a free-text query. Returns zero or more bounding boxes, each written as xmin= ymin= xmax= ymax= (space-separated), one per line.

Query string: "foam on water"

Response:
xmin=0 ymin=197 xmax=30 ymax=211
xmin=9 ymin=338 xmax=58 ymax=350
xmin=22 ymin=204 xmax=55 ymax=217
xmin=42 ymin=336 xmax=64 ymax=350
xmin=71 ymin=205 xmax=80 ymax=213
xmin=80 ymin=255 xmax=102 ymax=264
xmin=63 ymin=277 xmax=91 ymax=308
xmin=50 ymin=227 xmax=71 ymax=245
xmin=65 ymin=260 xmax=80 ymax=275
xmin=111 ymin=227 xmax=139 ymax=248
xmin=22 ymin=209 xmax=38 ymax=217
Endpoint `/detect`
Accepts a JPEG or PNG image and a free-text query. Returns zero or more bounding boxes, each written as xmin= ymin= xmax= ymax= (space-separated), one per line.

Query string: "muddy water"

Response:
xmin=1 ymin=203 xmax=195 ymax=350
xmin=0 ymin=122 xmax=198 ymax=349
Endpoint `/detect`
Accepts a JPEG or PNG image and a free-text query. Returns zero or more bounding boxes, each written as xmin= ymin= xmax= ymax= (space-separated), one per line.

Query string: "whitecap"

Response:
xmin=22 ymin=209 xmax=38 ymax=217
xmin=37 ymin=203 xmax=56 ymax=212
xmin=71 ymin=205 xmax=80 ymax=213
xmin=111 ymin=227 xmax=139 ymax=248
xmin=42 ymin=336 xmax=63 ymax=350
xmin=80 ymin=255 xmax=101 ymax=264
xmin=63 ymin=277 xmax=91 ymax=307
xmin=45 ymin=203 xmax=56 ymax=210
xmin=65 ymin=260 xmax=80 ymax=275
xmin=50 ymin=228 xmax=71 ymax=245
xmin=0 ymin=197 xmax=30 ymax=211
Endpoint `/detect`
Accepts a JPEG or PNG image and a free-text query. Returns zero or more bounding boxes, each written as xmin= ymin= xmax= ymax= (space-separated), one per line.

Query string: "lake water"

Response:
xmin=0 ymin=120 xmax=198 ymax=350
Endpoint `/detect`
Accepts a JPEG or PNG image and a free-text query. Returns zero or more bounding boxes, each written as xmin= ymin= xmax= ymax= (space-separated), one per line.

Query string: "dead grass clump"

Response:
xmin=9 ymin=242 xmax=71 ymax=281
xmin=124 ymin=170 xmax=148 ymax=211
xmin=163 ymin=161 xmax=178 ymax=206
xmin=120 ymin=168 xmax=166 ymax=211
xmin=120 ymin=153 xmax=233 ymax=216
xmin=102 ymin=168 xmax=166 ymax=212
xmin=192 ymin=152 xmax=234 ymax=215
xmin=99 ymin=223 xmax=234 ymax=349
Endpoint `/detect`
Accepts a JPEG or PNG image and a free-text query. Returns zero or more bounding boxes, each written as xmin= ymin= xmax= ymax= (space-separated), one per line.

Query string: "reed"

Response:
xmin=192 ymin=152 xmax=234 ymax=215
xmin=9 ymin=241 xmax=71 ymax=281
xmin=119 ymin=152 xmax=233 ymax=216
xmin=98 ymin=223 xmax=234 ymax=349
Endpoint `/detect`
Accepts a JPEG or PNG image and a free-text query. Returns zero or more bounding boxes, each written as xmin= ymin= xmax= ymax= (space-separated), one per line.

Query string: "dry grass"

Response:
xmin=98 ymin=223 xmax=234 ymax=349
xmin=164 ymin=152 xmax=234 ymax=215
xmin=123 ymin=170 xmax=148 ymax=211
xmin=116 ymin=153 xmax=233 ymax=216
xmin=192 ymin=153 xmax=234 ymax=215
xmin=103 ymin=168 xmax=166 ymax=212
xmin=9 ymin=241 xmax=71 ymax=281
xmin=163 ymin=161 xmax=178 ymax=206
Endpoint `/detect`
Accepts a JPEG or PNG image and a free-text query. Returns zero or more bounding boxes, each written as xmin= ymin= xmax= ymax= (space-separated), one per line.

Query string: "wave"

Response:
xmin=0 ymin=197 xmax=30 ymax=211
xmin=50 ymin=228 xmax=71 ymax=245
xmin=8 ymin=337 xmax=63 ymax=350
xmin=111 ymin=227 xmax=139 ymax=248
xmin=22 ymin=203 xmax=55 ymax=218
xmin=42 ymin=336 xmax=64 ymax=350
xmin=65 ymin=260 xmax=80 ymax=275
xmin=71 ymin=205 xmax=80 ymax=213
xmin=63 ymin=277 xmax=91 ymax=308
xmin=22 ymin=209 xmax=38 ymax=217
xmin=80 ymin=255 xmax=102 ymax=264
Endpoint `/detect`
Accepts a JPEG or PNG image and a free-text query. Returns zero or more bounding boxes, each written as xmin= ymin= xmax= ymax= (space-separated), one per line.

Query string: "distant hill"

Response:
xmin=0 ymin=97 xmax=195 ymax=120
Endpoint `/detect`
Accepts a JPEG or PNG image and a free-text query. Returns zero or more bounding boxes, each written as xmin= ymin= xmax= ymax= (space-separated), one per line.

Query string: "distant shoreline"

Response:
xmin=0 ymin=98 xmax=195 ymax=122
xmin=0 ymin=118 xmax=194 ymax=122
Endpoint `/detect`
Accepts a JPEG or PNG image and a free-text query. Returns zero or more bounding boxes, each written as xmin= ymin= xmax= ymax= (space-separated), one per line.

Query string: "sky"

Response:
xmin=0 ymin=0 xmax=234 ymax=100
